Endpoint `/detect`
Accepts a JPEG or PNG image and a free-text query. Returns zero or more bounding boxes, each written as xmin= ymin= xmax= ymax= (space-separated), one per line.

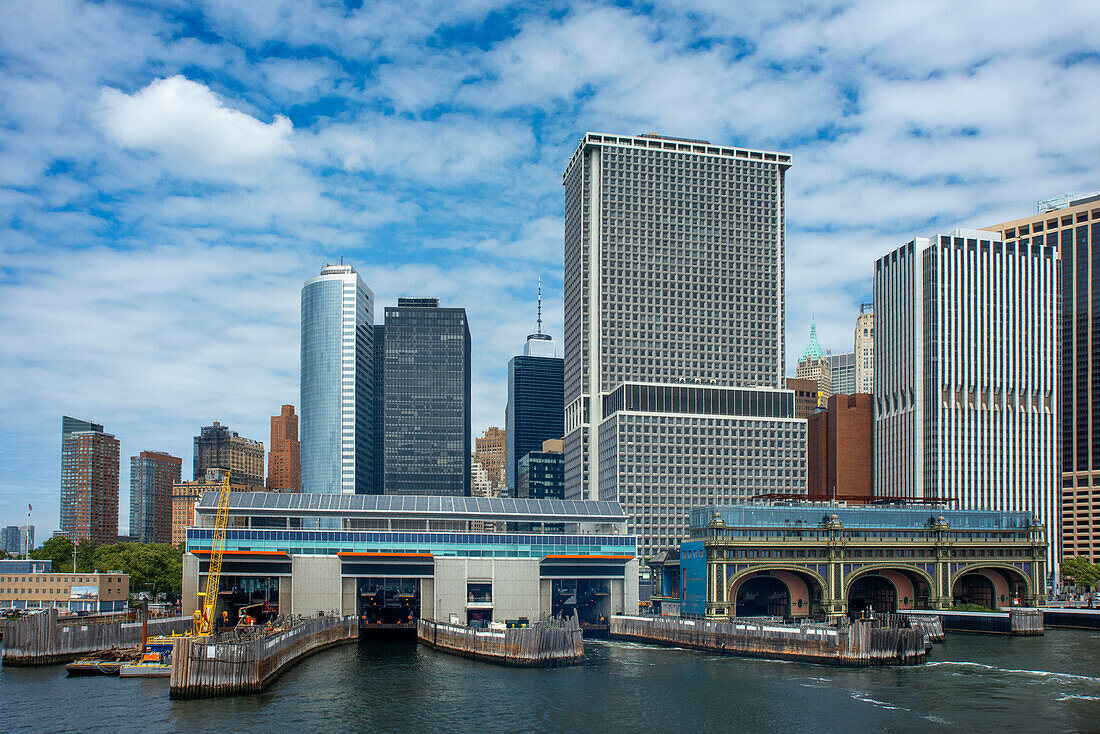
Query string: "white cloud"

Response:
xmin=96 ymin=75 xmax=294 ymax=179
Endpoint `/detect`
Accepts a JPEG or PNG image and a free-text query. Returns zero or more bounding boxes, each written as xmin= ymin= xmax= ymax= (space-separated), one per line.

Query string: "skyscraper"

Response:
xmin=267 ymin=405 xmax=301 ymax=491
xmin=129 ymin=450 xmax=182 ymax=543
xmin=193 ymin=422 xmax=265 ymax=489
xmin=984 ymin=194 xmax=1100 ymax=563
xmin=795 ymin=321 xmax=832 ymax=406
xmin=60 ymin=416 xmax=119 ymax=544
xmin=506 ymin=284 xmax=565 ymax=493
xmin=874 ymin=228 xmax=1059 ymax=575
xmin=826 ymin=351 xmax=856 ymax=395
xmin=300 ymin=264 xmax=374 ymax=494
xmin=562 ymin=132 xmax=805 ymax=559
xmin=474 ymin=426 xmax=506 ymax=493
xmin=371 ymin=324 xmax=385 ymax=493
xmin=382 ymin=298 xmax=471 ymax=496
xmin=854 ymin=305 xmax=874 ymax=394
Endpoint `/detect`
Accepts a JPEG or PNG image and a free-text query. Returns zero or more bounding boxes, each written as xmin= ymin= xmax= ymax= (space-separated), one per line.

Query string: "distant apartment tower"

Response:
xmin=59 ymin=416 xmax=119 ymax=544
xmin=855 ymin=305 xmax=874 ymax=394
xmin=795 ymin=321 xmax=832 ymax=406
xmin=267 ymin=405 xmax=300 ymax=491
xmin=807 ymin=394 xmax=872 ymax=503
xmin=506 ymin=291 xmax=564 ymax=493
xmin=129 ymin=451 xmax=182 ymax=543
xmin=562 ymin=132 xmax=805 ymax=559
xmin=301 ymin=263 xmax=374 ymax=494
xmin=874 ymin=228 xmax=1059 ymax=575
xmin=193 ymin=422 xmax=264 ymax=489
xmin=474 ymin=427 xmax=506 ymax=492
xmin=827 ymin=351 xmax=856 ymax=395
xmin=984 ymin=194 xmax=1100 ymax=563
xmin=382 ymin=298 xmax=471 ymax=496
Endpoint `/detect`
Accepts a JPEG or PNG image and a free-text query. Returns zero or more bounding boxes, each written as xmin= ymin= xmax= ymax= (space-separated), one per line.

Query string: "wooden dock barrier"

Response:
xmin=417 ymin=615 xmax=584 ymax=667
xmin=1009 ymin=609 xmax=1043 ymax=636
xmin=169 ymin=615 xmax=358 ymax=699
xmin=906 ymin=609 xmax=1044 ymax=636
xmin=1 ymin=609 xmax=192 ymax=666
xmin=609 ymin=615 xmax=927 ymax=667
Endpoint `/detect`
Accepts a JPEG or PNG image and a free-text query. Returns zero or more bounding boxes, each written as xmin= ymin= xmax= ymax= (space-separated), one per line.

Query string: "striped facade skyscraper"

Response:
xmin=300 ymin=264 xmax=374 ymax=494
xmin=562 ymin=132 xmax=805 ymax=561
xmin=873 ymin=228 xmax=1059 ymax=576
xmin=60 ymin=416 xmax=120 ymax=544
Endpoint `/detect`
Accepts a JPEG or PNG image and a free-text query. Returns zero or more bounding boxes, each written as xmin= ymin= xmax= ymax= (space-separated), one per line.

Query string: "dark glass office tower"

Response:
xmin=382 ymin=298 xmax=471 ymax=496
xmin=372 ymin=324 xmax=385 ymax=493
xmin=506 ymin=346 xmax=564 ymax=493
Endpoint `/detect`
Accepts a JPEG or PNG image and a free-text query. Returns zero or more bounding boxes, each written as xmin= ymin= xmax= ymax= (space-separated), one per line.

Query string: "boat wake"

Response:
xmin=924 ymin=661 xmax=1100 ymax=684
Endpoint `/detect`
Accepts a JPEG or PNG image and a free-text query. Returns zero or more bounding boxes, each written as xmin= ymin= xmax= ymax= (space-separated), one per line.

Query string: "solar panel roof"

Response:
xmin=196 ymin=492 xmax=626 ymax=522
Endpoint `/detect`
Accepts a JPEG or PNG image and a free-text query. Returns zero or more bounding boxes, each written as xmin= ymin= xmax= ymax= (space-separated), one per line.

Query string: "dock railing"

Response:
xmin=169 ymin=615 xmax=358 ymax=699
xmin=1 ymin=608 xmax=192 ymax=666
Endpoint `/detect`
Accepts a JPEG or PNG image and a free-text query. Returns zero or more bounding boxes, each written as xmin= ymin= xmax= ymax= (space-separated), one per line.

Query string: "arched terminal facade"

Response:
xmin=654 ymin=503 xmax=1046 ymax=621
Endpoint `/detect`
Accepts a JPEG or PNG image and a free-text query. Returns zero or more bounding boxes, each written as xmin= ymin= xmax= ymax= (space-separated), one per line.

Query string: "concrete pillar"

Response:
xmin=290 ymin=555 xmax=342 ymax=617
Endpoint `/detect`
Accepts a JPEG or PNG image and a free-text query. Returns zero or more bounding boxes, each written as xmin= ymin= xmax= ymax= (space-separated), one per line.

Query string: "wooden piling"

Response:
xmin=608 ymin=615 xmax=926 ymax=667
xmin=168 ymin=615 xmax=359 ymax=699
xmin=1 ymin=609 xmax=192 ymax=666
xmin=416 ymin=615 xmax=584 ymax=667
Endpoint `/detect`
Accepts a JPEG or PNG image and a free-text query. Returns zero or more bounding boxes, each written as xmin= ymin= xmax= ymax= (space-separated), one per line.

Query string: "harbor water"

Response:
xmin=2 ymin=630 xmax=1099 ymax=732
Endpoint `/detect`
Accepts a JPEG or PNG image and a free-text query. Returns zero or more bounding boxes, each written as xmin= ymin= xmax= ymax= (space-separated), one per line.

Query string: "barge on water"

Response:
xmin=609 ymin=615 xmax=928 ymax=666
xmin=417 ymin=615 xmax=584 ymax=667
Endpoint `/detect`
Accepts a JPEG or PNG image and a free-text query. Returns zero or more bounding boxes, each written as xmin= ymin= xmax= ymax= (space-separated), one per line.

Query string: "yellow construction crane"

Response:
xmin=195 ymin=471 xmax=233 ymax=637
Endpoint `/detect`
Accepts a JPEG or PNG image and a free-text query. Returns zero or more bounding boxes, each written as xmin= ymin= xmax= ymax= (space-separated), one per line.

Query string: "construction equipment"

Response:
xmin=195 ymin=471 xmax=232 ymax=636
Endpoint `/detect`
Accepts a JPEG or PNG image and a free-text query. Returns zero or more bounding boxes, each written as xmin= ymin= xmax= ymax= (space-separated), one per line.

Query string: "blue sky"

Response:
xmin=1 ymin=0 xmax=1098 ymax=537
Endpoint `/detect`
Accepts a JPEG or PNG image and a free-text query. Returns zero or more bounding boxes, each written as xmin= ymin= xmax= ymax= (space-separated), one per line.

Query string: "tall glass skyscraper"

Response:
xmin=562 ymin=132 xmax=805 ymax=560
xmin=381 ymin=298 xmax=471 ymax=496
xmin=129 ymin=451 xmax=181 ymax=543
xmin=300 ymin=264 xmax=374 ymax=494
xmin=506 ymin=324 xmax=564 ymax=493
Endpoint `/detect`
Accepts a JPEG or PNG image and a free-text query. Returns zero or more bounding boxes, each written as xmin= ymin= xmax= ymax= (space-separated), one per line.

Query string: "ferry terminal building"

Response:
xmin=182 ymin=493 xmax=638 ymax=626
xmin=650 ymin=502 xmax=1047 ymax=620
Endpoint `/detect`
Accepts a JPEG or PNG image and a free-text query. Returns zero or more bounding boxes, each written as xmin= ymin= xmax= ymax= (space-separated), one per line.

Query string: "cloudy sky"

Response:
xmin=1 ymin=1 xmax=1097 ymax=537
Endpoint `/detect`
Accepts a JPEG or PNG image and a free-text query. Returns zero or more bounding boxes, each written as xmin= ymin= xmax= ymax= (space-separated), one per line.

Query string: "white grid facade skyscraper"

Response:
xmin=562 ymin=132 xmax=805 ymax=560
xmin=874 ymin=229 xmax=1060 ymax=575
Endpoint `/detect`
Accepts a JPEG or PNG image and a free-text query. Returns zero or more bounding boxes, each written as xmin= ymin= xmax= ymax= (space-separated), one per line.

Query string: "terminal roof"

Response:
xmin=196 ymin=492 xmax=626 ymax=524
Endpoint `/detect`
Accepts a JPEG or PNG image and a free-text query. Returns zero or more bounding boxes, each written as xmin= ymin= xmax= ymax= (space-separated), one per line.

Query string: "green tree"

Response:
xmin=30 ymin=535 xmax=75 ymax=572
xmin=91 ymin=542 xmax=184 ymax=597
xmin=1060 ymin=556 xmax=1100 ymax=589
xmin=0 ymin=549 xmax=9 ymax=560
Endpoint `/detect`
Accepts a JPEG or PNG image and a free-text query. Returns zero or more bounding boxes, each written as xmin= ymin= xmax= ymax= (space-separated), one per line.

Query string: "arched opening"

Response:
xmin=952 ymin=573 xmax=995 ymax=609
xmin=848 ymin=575 xmax=897 ymax=615
xmin=735 ymin=576 xmax=789 ymax=618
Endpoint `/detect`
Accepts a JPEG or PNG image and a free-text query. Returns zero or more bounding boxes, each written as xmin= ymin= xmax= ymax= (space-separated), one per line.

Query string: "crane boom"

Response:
xmin=197 ymin=471 xmax=232 ymax=636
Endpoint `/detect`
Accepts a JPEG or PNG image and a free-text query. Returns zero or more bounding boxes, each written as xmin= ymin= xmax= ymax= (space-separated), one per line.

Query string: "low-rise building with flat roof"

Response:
xmin=182 ymin=493 xmax=638 ymax=627
xmin=0 ymin=559 xmax=129 ymax=613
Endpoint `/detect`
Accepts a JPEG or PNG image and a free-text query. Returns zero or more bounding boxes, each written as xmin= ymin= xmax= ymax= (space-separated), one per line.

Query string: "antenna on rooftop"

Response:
xmin=537 ymin=277 xmax=543 ymax=335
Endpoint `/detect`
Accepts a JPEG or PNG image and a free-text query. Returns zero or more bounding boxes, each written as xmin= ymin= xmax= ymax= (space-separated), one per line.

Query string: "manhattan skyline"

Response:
xmin=1 ymin=2 xmax=1098 ymax=535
